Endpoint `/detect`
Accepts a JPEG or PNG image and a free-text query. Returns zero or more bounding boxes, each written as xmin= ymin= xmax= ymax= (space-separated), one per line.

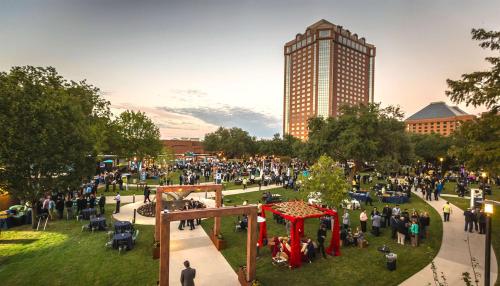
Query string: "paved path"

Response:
xmin=111 ymin=184 xmax=281 ymax=286
xmin=401 ymin=191 xmax=498 ymax=286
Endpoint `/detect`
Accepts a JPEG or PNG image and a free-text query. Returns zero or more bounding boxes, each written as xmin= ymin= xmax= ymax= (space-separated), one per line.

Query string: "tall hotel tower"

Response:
xmin=283 ymin=19 xmax=376 ymax=139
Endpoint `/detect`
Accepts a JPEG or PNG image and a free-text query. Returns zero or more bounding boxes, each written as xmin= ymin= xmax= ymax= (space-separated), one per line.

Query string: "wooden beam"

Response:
xmin=214 ymin=188 xmax=222 ymax=236
xmin=155 ymin=191 xmax=161 ymax=241
xmin=246 ymin=211 xmax=257 ymax=282
xmin=154 ymin=184 xmax=223 ymax=241
xmin=157 ymin=184 xmax=223 ymax=193
xmin=159 ymin=212 xmax=170 ymax=286
xmin=164 ymin=206 xmax=257 ymax=222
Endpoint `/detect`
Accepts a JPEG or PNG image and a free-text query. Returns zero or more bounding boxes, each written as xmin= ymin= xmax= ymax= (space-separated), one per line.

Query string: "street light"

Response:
xmin=484 ymin=203 xmax=493 ymax=286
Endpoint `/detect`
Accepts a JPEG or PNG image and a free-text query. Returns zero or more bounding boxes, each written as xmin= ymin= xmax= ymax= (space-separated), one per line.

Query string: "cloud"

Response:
xmin=110 ymin=103 xmax=219 ymax=139
xmin=158 ymin=105 xmax=281 ymax=138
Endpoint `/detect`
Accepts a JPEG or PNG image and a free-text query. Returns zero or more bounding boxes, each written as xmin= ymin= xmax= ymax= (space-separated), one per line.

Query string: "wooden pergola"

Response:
xmin=159 ymin=206 xmax=258 ymax=286
xmin=155 ymin=184 xmax=223 ymax=242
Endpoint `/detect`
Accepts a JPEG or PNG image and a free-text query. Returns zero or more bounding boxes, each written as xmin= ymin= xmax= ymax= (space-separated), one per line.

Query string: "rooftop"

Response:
xmin=406 ymin=101 xmax=470 ymax=121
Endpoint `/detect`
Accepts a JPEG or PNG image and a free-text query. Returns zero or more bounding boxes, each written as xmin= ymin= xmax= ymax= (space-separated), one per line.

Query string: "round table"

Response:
xmin=112 ymin=232 xmax=133 ymax=250
xmin=81 ymin=208 xmax=96 ymax=220
xmin=348 ymin=192 xmax=368 ymax=202
xmin=114 ymin=221 xmax=132 ymax=233
xmin=382 ymin=196 xmax=409 ymax=204
xmin=90 ymin=217 xmax=106 ymax=230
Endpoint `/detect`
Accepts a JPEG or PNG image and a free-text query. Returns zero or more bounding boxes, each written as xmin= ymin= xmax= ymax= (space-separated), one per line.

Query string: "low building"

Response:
xmin=405 ymin=102 xmax=475 ymax=136
xmin=162 ymin=138 xmax=208 ymax=158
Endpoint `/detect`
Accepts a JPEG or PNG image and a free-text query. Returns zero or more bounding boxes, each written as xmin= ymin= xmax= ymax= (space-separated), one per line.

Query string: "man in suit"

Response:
xmin=180 ymin=260 xmax=196 ymax=286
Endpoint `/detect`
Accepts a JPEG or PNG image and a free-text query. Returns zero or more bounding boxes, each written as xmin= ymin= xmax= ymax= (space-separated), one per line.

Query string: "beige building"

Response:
xmin=405 ymin=102 xmax=475 ymax=136
xmin=283 ymin=19 xmax=376 ymax=139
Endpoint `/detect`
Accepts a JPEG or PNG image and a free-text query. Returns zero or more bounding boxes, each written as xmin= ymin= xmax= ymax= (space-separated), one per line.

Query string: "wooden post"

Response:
xmin=214 ymin=187 xmax=222 ymax=237
xmin=155 ymin=191 xmax=161 ymax=241
xmin=159 ymin=212 xmax=170 ymax=286
xmin=246 ymin=210 xmax=257 ymax=283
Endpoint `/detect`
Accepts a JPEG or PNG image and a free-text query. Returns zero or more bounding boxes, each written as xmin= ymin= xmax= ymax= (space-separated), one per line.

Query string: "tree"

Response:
xmin=0 ymin=66 xmax=109 ymax=227
xmin=112 ymin=110 xmax=162 ymax=160
xmin=446 ymin=28 xmax=500 ymax=176
xmin=203 ymin=127 xmax=257 ymax=158
xmin=446 ymin=29 xmax=500 ymax=113
xmin=298 ymin=155 xmax=348 ymax=208
xmin=306 ymin=103 xmax=413 ymax=177
xmin=449 ymin=112 xmax=499 ymax=176
xmin=409 ymin=133 xmax=452 ymax=163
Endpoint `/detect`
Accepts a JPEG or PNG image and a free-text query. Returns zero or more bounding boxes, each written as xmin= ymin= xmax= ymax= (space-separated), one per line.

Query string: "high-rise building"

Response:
xmin=405 ymin=102 xmax=475 ymax=136
xmin=283 ymin=19 xmax=376 ymax=139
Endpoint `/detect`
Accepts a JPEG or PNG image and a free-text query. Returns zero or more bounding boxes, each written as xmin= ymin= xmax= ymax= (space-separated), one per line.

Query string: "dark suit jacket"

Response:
xmin=180 ymin=267 xmax=196 ymax=286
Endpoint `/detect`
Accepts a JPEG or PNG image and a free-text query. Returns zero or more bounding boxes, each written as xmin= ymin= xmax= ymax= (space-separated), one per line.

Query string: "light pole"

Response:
xmin=484 ymin=203 xmax=493 ymax=286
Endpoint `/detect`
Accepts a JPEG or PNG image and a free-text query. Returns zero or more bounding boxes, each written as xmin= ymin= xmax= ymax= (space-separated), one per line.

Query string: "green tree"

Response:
xmin=446 ymin=29 xmax=500 ymax=113
xmin=299 ymin=155 xmax=348 ymax=208
xmin=0 ymin=66 xmax=109 ymax=227
xmin=112 ymin=110 xmax=162 ymax=160
xmin=449 ymin=112 xmax=499 ymax=176
xmin=306 ymin=103 xmax=413 ymax=177
xmin=409 ymin=133 xmax=452 ymax=163
xmin=203 ymin=127 xmax=257 ymax=158
xmin=446 ymin=28 xmax=500 ymax=176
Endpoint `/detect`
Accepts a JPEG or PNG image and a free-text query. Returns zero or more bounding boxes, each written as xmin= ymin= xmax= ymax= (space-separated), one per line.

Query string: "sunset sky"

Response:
xmin=1 ymin=0 xmax=499 ymax=138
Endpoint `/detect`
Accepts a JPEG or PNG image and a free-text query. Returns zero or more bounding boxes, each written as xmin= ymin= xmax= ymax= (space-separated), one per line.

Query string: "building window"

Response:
xmin=317 ymin=40 xmax=331 ymax=117
xmin=319 ymin=30 xmax=331 ymax=38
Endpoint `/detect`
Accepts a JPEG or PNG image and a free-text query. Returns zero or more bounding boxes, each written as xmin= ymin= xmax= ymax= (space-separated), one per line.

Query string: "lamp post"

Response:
xmin=484 ymin=203 xmax=493 ymax=286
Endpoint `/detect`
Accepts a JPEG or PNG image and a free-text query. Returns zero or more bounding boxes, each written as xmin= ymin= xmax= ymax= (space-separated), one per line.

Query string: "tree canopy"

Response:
xmin=0 ymin=66 xmax=108 ymax=209
xmin=446 ymin=28 xmax=500 ymax=176
xmin=306 ymin=103 xmax=413 ymax=175
xmin=298 ymin=155 xmax=348 ymax=208
xmin=446 ymin=28 xmax=500 ymax=113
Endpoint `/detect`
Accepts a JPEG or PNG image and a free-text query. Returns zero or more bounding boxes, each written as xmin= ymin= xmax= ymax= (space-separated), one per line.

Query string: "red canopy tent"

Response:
xmin=258 ymin=200 xmax=340 ymax=268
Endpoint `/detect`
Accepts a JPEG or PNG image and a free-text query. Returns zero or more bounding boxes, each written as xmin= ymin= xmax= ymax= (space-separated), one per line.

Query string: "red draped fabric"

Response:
xmin=257 ymin=201 xmax=341 ymax=268
xmin=289 ymin=219 xmax=302 ymax=268
xmin=258 ymin=210 xmax=267 ymax=247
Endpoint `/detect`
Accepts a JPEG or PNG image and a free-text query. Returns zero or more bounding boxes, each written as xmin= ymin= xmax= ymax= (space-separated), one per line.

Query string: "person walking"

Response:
xmin=359 ymin=209 xmax=368 ymax=233
xmin=180 ymin=260 xmax=196 ymax=286
xmin=143 ymin=187 xmax=151 ymax=203
xmin=479 ymin=209 xmax=486 ymax=234
xmin=317 ymin=224 xmax=327 ymax=259
xmin=442 ymin=201 xmax=452 ymax=222
xmin=242 ymin=177 xmax=248 ymax=190
xmin=114 ymin=192 xmax=121 ymax=214
xmin=98 ymin=193 xmax=106 ymax=215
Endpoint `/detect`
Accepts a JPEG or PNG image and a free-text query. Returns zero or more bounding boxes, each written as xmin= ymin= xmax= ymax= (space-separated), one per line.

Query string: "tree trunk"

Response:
xmin=31 ymin=203 xmax=38 ymax=229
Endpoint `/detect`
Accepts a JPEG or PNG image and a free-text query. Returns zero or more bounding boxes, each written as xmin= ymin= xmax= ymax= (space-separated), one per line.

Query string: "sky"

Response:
xmin=1 ymin=0 xmax=499 ymax=139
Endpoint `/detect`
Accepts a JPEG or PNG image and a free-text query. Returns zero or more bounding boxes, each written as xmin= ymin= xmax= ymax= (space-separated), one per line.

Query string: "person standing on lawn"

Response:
xmin=317 ymin=224 xmax=327 ymax=259
xmin=410 ymin=219 xmax=419 ymax=247
xmin=98 ymin=193 xmax=106 ymax=215
xmin=359 ymin=209 xmax=368 ymax=232
xmin=442 ymin=201 xmax=452 ymax=222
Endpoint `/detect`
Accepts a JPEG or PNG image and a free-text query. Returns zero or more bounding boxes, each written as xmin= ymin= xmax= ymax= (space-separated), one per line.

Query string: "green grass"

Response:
xmin=0 ymin=205 xmax=158 ymax=286
xmin=202 ymin=187 xmax=443 ymax=286
xmin=443 ymin=196 xmax=500 ymax=286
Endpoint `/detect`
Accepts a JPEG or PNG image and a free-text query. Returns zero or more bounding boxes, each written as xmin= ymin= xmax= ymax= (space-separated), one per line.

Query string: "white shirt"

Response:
xmin=115 ymin=194 xmax=121 ymax=202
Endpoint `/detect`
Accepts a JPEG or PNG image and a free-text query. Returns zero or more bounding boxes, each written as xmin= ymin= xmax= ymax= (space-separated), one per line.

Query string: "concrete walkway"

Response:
xmin=401 ymin=191 xmax=498 ymax=286
xmin=111 ymin=184 xmax=281 ymax=286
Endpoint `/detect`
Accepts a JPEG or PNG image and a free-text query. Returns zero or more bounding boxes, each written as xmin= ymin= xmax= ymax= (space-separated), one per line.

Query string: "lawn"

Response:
xmin=202 ymin=187 xmax=443 ymax=286
xmin=0 ymin=204 xmax=158 ymax=286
